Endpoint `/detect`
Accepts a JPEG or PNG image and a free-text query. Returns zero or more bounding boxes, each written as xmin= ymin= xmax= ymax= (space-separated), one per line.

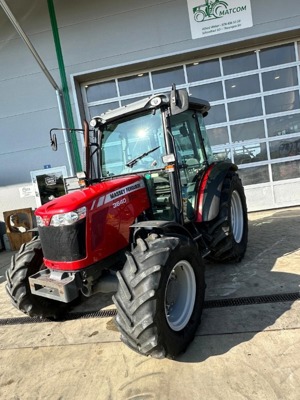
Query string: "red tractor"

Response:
xmin=6 ymin=86 xmax=248 ymax=359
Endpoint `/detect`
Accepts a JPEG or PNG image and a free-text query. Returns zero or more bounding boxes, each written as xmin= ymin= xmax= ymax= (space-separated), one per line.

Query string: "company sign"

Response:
xmin=187 ymin=0 xmax=253 ymax=39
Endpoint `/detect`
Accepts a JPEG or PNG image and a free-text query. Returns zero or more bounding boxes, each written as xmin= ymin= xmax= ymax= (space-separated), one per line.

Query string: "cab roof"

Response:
xmin=90 ymin=91 xmax=210 ymax=127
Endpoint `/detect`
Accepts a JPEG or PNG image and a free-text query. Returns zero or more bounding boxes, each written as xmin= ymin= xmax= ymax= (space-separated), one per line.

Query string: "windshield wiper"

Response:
xmin=126 ymin=146 xmax=160 ymax=168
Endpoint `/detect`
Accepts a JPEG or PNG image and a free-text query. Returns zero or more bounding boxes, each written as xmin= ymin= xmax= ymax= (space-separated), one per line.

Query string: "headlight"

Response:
xmin=50 ymin=207 xmax=86 ymax=227
xmin=36 ymin=215 xmax=46 ymax=227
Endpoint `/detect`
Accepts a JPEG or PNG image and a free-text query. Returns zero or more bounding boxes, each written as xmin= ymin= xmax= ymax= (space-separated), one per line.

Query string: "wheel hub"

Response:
xmin=231 ymin=190 xmax=244 ymax=243
xmin=164 ymin=260 xmax=196 ymax=331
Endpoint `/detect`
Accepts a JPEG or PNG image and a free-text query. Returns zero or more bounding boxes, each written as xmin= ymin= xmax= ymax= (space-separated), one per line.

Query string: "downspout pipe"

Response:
xmin=0 ymin=0 xmax=75 ymax=175
xmin=47 ymin=0 xmax=82 ymax=173
xmin=55 ymin=90 xmax=75 ymax=176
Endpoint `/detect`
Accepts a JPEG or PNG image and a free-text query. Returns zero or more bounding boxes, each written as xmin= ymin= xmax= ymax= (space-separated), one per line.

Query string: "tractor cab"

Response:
xmin=89 ymin=86 xmax=214 ymax=223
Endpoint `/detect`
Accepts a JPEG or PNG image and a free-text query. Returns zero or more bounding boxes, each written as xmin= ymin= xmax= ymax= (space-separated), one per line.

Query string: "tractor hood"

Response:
xmin=35 ymin=175 xmax=146 ymax=219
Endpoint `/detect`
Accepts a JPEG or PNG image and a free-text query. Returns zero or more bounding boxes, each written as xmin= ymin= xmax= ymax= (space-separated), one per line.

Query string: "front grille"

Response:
xmin=38 ymin=219 xmax=86 ymax=261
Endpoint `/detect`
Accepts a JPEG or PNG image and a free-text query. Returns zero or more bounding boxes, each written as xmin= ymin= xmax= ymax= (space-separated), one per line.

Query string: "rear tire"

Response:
xmin=113 ymin=234 xmax=205 ymax=359
xmin=204 ymin=171 xmax=248 ymax=262
xmin=5 ymin=236 xmax=67 ymax=319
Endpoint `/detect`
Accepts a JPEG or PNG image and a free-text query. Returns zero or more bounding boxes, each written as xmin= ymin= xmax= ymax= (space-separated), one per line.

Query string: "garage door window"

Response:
xmin=82 ymin=41 xmax=300 ymax=193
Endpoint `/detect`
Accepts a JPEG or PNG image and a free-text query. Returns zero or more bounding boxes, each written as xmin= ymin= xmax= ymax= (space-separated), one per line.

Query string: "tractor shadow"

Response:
xmin=178 ymin=207 xmax=300 ymax=363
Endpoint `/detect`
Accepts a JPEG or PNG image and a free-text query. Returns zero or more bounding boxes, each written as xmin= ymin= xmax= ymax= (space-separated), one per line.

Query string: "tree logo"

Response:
xmin=193 ymin=0 xmax=229 ymax=22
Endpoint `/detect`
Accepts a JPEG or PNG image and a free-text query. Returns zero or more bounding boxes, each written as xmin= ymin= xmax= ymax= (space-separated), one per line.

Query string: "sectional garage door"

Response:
xmin=80 ymin=41 xmax=300 ymax=211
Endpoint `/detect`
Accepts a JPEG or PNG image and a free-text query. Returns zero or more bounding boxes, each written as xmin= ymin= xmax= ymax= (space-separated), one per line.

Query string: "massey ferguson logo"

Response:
xmin=193 ymin=0 xmax=246 ymax=22
xmin=90 ymin=180 xmax=145 ymax=210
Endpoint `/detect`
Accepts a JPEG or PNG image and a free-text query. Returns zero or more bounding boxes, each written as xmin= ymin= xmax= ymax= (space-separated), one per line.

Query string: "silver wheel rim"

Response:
xmin=164 ymin=260 xmax=196 ymax=331
xmin=231 ymin=190 xmax=244 ymax=243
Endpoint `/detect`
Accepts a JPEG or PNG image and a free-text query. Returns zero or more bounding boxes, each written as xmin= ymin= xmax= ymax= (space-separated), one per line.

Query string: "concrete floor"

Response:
xmin=0 ymin=207 xmax=300 ymax=400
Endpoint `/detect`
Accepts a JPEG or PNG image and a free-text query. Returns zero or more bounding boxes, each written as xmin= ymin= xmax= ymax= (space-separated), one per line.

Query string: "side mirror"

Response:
xmin=50 ymin=131 xmax=58 ymax=151
xmin=170 ymin=84 xmax=189 ymax=115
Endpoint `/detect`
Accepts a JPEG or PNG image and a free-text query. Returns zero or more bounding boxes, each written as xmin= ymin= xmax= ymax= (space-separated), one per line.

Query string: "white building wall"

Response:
xmin=54 ymin=0 xmax=300 ymax=75
xmin=0 ymin=2 xmax=70 ymax=181
xmin=1 ymin=0 xmax=300 ymax=235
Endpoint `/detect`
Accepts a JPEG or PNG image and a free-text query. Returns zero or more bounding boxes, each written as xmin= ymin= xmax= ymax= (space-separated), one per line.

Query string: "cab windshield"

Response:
xmin=100 ymin=110 xmax=166 ymax=177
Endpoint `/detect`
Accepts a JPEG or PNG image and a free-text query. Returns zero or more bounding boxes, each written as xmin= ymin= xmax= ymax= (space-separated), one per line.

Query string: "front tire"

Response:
xmin=113 ymin=234 xmax=205 ymax=359
xmin=5 ymin=236 xmax=67 ymax=319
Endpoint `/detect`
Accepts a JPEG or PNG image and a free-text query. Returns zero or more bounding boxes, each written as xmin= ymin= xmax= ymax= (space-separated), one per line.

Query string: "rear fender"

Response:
xmin=196 ymin=162 xmax=237 ymax=222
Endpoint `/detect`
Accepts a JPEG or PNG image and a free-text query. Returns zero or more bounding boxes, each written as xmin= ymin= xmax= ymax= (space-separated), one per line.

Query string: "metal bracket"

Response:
xmin=29 ymin=269 xmax=79 ymax=303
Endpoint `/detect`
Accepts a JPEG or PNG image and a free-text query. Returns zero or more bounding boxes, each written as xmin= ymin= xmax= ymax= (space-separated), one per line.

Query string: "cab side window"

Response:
xmin=170 ymin=110 xmax=207 ymax=220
